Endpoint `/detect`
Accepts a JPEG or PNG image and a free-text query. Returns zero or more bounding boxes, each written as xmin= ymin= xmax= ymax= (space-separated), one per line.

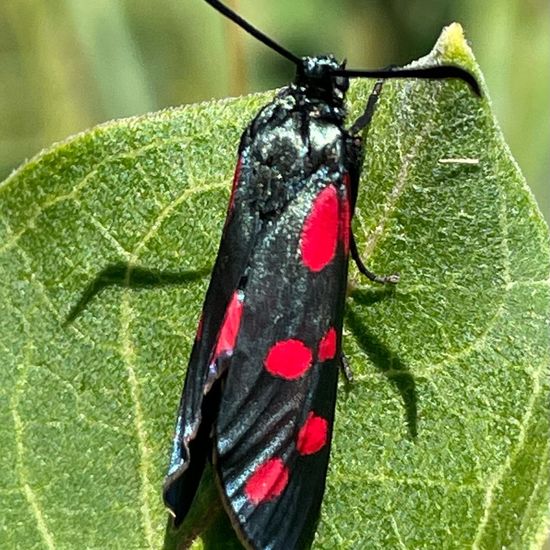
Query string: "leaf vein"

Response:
xmin=120 ymin=294 xmax=155 ymax=548
xmin=133 ymin=179 xmax=228 ymax=257
xmin=516 ymin=437 xmax=550 ymax=542
xmin=472 ymin=358 xmax=546 ymax=547
xmin=0 ymin=140 xmax=176 ymax=257
xmin=391 ymin=515 xmax=409 ymax=550
xmin=79 ymin=202 xmax=132 ymax=257
xmin=362 ymin=96 xmax=435 ymax=258
xmin=10 ymin=344 xmax=56 ymax=550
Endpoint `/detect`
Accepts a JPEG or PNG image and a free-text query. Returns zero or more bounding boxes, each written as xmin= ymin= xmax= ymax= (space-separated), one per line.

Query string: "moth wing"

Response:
xmin=163 ymin=152 xmax=259 ymax=523
xmin=214 ymin=169 xmax=351 ymax=550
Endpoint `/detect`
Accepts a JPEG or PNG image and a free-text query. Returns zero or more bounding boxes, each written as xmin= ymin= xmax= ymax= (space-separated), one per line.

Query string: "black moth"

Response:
xmin=163 ymin=2 xmax=480 ymax=549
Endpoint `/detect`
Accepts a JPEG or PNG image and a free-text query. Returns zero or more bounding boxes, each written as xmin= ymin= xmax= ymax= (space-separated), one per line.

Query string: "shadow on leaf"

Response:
xmin=64 ymin=262 xmax=212 ymax=324
xmin=66 ymin=263 xmax=243 ymax=547
xmin=347 ymin=287 xmax=418 ymax=439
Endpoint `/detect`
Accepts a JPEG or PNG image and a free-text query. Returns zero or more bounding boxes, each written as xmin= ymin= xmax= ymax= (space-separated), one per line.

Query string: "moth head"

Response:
xmin=295 ymin=55 xmax=349 ymax=104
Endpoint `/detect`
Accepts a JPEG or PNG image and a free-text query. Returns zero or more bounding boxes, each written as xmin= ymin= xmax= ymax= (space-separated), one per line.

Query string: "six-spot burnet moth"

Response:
xmin=163 ymin=1 xmax=481 ymax=548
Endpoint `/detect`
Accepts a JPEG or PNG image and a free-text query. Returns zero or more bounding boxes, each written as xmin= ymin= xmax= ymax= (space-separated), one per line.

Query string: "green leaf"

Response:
xmin=1 ymin=23 xmax=548 ymax=549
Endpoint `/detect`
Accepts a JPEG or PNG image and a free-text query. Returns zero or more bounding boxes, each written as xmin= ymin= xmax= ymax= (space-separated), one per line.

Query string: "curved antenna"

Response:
xmin=335 ymin=65 xmax=481 ymax=96
xmin=203 ymin=1 xmax=481 ymax=96
xmin=203 ymin=0 xmax=300 ymax=65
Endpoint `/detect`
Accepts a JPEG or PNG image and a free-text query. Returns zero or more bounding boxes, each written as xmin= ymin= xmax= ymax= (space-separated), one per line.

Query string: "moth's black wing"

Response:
xmin=163 ymin=131 xmax=260 ymax=523
xmin=214 ymin=165 xmax=352 ymax=550
xmin=163 ymin=82 xmax=356 ymax=542
xmin=162 ymin=87 xmax=330 ymax=522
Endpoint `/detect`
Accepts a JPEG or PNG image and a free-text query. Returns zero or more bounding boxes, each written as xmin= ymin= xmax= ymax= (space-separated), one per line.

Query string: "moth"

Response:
xmin=163 ymin=2 xmax=480 ymax=548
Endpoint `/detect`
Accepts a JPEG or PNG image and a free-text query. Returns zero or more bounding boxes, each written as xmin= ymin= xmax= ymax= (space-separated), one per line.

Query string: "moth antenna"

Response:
xmin=203 ymin=0 xmax=301 ymax=66
xmin=335 ymin=65 xmax=481 ymax=96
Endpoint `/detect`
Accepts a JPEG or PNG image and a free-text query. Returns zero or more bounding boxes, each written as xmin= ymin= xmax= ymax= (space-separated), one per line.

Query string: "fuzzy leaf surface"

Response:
xmin=1 ymin=24 xmax=548 ymax=550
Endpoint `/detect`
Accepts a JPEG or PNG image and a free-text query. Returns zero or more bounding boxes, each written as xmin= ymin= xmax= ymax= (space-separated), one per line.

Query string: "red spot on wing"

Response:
xmin=196 ymin=313 xmax=204 ymax=341
xmin=213 ymin=290 xmax=244 ymax=359
xmin=244 ymin=457 xmax=289 ymax=504
xmin=318 ymin=327 xmax=337 ymax=362
xmin=228 ymin=157 xmax=243 ymax=213
xmin=300 ymin=185 xmax=339 ymax=271
xmin=341 ymin=173 xmax=351 ymax=254
xmin=297 ymin=412 xmax=329 ymax=455
xmin=264 ymin=339 xmax=313 ymax=379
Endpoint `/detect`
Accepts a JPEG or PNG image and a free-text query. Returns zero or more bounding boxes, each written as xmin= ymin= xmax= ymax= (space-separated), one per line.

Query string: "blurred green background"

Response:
xmin=0 ymin=0 xmax=548 ymax=221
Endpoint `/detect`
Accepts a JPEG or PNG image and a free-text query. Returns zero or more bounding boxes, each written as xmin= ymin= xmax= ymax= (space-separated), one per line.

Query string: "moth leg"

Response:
xmin=349 ymin=79 xmax=385 ymax=136
xmin=341 ymin=354 xmax=354 ymax=383
xmin=350 ymin=233 xmax=400 ymax=284
xmin=348 ymin=78 xmax=399 ymax=285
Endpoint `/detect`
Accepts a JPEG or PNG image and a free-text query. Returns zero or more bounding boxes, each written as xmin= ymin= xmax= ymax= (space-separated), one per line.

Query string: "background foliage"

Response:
xmin=0 ymin=0 xmax=548 ymax=220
